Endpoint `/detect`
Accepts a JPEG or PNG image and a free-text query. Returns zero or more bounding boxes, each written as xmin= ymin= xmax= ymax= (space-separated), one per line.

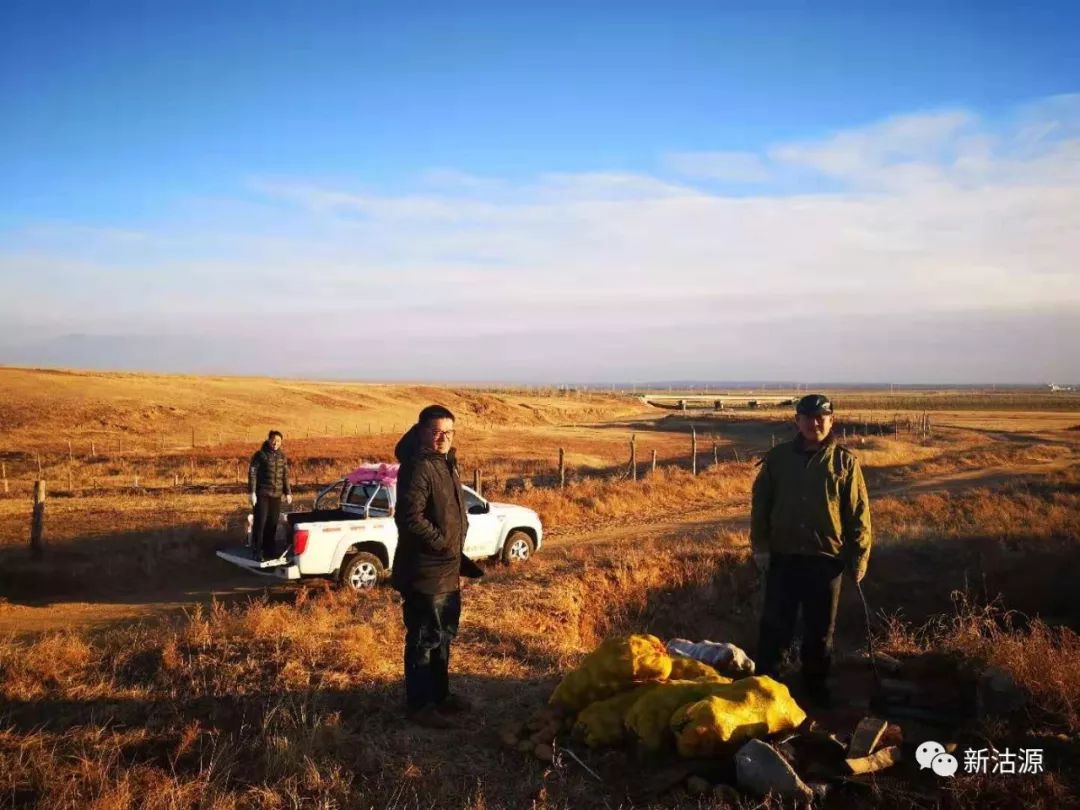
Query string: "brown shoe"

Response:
xmin=407 ymin=705 xmax=457 ymax=729
xmin=436 ymin=694 xmax=474 ymax=715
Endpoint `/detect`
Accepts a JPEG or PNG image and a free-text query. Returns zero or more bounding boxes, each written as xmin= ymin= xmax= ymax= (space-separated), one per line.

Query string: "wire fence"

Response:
xmin=0 ymin=412 xmax=929 ymax=500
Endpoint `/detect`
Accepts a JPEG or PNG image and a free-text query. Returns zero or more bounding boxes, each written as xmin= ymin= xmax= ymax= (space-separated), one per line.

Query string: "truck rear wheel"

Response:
xmin=340 ymin=551 xmax=385 ymax=591
xmin=501 ymin=530 xmax=534 ymax=565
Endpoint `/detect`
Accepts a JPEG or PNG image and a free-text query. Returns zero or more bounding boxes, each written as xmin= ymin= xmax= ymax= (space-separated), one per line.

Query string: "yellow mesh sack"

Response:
xmin=670 ymin=676 xmax=807 ymax=757
xmin=550 ymin=635 xmax=672 ymax=711
xmin=574 ymin=683 xmax=662 ymax=748
xmin=668 ymin=656 xmax=730 ymax=682
xmin=624 ymin=679 xmax=739 ymax=751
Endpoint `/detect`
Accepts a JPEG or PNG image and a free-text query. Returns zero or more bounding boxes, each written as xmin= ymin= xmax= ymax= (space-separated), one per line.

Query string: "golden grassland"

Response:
xmin=805 ymin=390 xmax=1080 ymax=413
xmin=0 ymin=368 xmax=1079 ymax=808
xmin=2 ymin=473 xmax=1078 ymax=809
xmin=0 ymin=366 xmax=644 ymax=449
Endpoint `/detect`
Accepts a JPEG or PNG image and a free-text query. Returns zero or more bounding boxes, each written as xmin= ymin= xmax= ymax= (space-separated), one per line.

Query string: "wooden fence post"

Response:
xmin=1 ymin=462 xmax=6 ymax=494
xmin=67 ymin=440 xmax=73 ymax=464
xmin=91 ymin=440 xmax=96 ymax=458
xmin=191 ymin=427 xmax=196 ymax=448
xmin=713 ymin=442 xmax=719 ymax=466
xmin=473 ymin=468 xmax=482 ymax=498
xmin=691 ymin=427 xmax=698 ymax=476
xmin=558 ymin=448 xmax=566 ymax=489
xmin=630 ymin=435 xmax=637 ymax=481
xmin=30 ymin=480 xmax=45 ymax=559
xmin=651 ymin=449 xmax=657 ymax=475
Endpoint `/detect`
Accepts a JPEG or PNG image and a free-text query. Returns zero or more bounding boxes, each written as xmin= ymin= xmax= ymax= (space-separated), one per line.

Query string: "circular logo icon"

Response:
xmin=931 ymin=752 xmax=959 ymax=777
xmin=916 ymin=741 xmax=946 ymax=769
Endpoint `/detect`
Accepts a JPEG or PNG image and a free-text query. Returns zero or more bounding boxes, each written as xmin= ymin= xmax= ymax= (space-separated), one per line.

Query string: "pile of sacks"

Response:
xmin=503 ymin=634 xmax=806 ymax=761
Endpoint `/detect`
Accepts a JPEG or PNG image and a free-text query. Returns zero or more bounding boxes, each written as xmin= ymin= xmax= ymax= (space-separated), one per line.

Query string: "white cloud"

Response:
xmin=417 ymin=168 xmax=507 ymax=192
xmin=2 ymin=95 xmax=1079 ymax=381
xmin=769 ymin=109 xmax=975 ymax=185
xmin=663 ymin=150 xmax=771 ymax=183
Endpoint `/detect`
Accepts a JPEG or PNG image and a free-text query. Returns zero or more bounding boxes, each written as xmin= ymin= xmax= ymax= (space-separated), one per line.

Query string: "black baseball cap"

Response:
xmin=796 ymin=394 xmax=833 ymax=416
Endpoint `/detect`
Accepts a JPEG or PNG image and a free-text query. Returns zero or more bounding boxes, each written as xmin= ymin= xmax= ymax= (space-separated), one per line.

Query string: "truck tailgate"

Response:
xmin=217 ymin=547 xmax=300 ymax=580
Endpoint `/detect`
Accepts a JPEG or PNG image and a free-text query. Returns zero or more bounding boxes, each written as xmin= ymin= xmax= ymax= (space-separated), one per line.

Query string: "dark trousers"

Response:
xmin=252 ymin=495 xmax=281 ymax=560
xmin=756 ymin=553 xmax=844 ymax=686
xmin=402 ymin=590 xmax=461 ymax=710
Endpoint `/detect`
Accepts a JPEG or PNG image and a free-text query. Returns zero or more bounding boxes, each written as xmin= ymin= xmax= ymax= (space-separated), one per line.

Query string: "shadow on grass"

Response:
xmin=2 ymin=527 xmax=1078 ymax=808
xmin=859 ymin=529 xmax=1080 ymax=631
xmin=0 ymin=672 xmax=574 ymax=809
xmin=0 ymin=518 xmax=294 ymax=609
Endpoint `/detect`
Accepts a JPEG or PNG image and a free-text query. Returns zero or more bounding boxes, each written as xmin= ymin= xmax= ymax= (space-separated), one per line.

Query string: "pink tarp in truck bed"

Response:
xmin=344 ymin=463 xmax=400 ymax=485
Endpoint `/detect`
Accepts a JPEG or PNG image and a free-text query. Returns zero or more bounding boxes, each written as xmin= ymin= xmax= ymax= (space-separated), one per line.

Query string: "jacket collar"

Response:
xmin=793 ymin=432 xmax=835 ymax=454
xmin=417 ymin=446 xmax=457 ymax=465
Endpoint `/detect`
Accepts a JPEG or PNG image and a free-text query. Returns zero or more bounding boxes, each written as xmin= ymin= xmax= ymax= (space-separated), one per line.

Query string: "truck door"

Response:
xmin=462 ymin=486 xmax=502 ymax=558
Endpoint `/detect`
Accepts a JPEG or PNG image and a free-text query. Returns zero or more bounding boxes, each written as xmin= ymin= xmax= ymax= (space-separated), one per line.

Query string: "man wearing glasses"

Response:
xmin=392 ymin=405 xmax=483 ymax=728
xmin=751 ymin=394 xmax=872 ymax=707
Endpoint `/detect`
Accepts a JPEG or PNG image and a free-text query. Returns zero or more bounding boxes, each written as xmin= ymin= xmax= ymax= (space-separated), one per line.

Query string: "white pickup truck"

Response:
xmin=217 ymin=463 xmax=543 ymax=591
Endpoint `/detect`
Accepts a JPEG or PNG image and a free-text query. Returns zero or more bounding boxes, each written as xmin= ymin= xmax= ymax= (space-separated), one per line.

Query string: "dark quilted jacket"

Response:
xmin=391 ymin=425 xmax=478 ymax=595
xmin=249 ymin=442 xmax=291 ymax=498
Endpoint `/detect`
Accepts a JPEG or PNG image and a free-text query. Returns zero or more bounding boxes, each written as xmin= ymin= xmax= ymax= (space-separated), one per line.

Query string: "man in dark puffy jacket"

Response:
xmin=751 ymin=394 xmax=872 ymax=707
xmin=248 ymin=430 xmax=292 ymax=561
xmin=393 ymin=405 xmax=483 ymax=728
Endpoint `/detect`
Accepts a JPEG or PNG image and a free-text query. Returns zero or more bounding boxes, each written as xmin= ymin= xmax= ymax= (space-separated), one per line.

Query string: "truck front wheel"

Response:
xmin=501 ymin=530 xmax=535 ymax=565
xmin=340 ymin=552 xmax=385 ymax=591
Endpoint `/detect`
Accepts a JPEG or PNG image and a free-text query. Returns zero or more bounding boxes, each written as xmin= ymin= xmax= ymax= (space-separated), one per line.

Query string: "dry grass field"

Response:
xmin=1 ymin=368 xmax=1079 ymax=808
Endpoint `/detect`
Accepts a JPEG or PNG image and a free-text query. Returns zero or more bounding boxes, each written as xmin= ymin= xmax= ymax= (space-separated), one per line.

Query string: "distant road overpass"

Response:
xmin=641 ymin=394 xmax=796 ymax=409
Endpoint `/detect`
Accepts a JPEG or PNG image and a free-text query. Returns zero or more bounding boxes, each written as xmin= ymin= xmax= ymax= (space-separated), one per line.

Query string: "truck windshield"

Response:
xmin=345 ymin=483 xmax=393 ymax=514
xmin=314 ymin=480 xmax=347 ymax=511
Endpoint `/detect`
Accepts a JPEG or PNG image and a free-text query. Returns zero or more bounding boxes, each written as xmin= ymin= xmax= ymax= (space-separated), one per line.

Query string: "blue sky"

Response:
xmin=2 ymin=2 xmax=1079 ymax=382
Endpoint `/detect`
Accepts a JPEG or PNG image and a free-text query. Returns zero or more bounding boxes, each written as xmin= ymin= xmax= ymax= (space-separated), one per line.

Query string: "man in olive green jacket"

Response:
xmin=751 ymin=394 xmax=872 ymax=706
